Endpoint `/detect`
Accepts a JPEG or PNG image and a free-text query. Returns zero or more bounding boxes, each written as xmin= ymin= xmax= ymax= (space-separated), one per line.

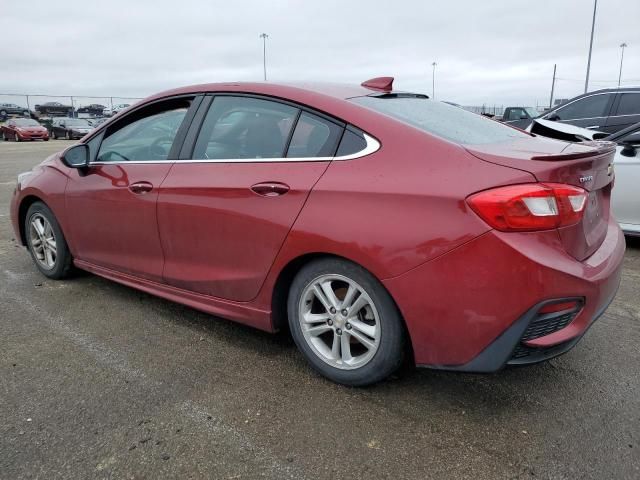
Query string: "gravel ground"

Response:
xmin=1 ymin=140 xmax=638 ymax=479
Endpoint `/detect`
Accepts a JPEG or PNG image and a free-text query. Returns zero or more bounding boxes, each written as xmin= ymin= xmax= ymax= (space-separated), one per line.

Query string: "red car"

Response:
xmin=2 ymin=118 xmax=49 ymax=141
xmin=10 ymin=78 xmax=624 ymax=386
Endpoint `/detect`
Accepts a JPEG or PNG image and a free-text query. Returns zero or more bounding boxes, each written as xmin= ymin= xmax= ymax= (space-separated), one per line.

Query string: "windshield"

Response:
xmin=65 ymin=119 xmax=91 ymax=127
xmin=14 ymin=119 xmax=40 ymax=127
xmin=352 ymin=95 xmax=529 ymax=145
xmin=524 ymin=107 xmax=539 ymax=118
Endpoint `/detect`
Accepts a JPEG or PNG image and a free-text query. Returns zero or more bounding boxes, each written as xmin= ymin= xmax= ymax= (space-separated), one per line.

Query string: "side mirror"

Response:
xmin=547 ymin=114 xmax=560 ymax=121
xmin=621 ymin=141 xmax=637 ymax=157
xmin=520 ymin=115 xmax=529 ymax=120
xmin=63 ymin=144 xmax=90 ymax=168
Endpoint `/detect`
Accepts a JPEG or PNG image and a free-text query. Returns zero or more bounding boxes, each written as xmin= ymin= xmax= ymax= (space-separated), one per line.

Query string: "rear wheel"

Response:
xmin=25 ymin=202 xmax=73 ymax=279
xmin=288 ymin=258 xmax=405 ymax=386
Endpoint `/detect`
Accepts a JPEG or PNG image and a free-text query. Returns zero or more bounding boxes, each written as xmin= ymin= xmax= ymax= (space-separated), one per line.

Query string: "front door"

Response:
xmin=65 ymin=96 xmax=196 ymax=281
xmin=157 ymin=95 xmax=344 ymax=301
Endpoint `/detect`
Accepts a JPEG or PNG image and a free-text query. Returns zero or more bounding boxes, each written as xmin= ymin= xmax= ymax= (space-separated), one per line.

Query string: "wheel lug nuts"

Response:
xmin=330 ymin=307 xmax=336 ymax=314
xmin=341 ymin=309 xmax=348 ymax=316
xmin=336 ymin=328 xmax=342 ymax=335
xmin=346 ymin=323 xmax=352 ymax=330
xmin=327 ymin=319 xmax=333 ymax=326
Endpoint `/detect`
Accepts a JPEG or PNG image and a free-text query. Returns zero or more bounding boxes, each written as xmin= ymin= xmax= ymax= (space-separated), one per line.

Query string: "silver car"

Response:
xmin=607 ymin=123 xmax=640 ymax=236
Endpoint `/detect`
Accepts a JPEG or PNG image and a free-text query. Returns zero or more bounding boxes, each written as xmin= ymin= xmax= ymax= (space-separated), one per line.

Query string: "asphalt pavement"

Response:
xmin=1 ymin=140 xmax=638 ymax=479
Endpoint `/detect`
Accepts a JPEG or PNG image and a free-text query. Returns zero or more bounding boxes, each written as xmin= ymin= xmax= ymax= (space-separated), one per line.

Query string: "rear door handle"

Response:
xmin=129 ymin=181 xmax=153 ymax=194
xmin=251 ymin=182 xmax=290 ymax=197
xmin=586 ymin=125 xmax=600 ymax=129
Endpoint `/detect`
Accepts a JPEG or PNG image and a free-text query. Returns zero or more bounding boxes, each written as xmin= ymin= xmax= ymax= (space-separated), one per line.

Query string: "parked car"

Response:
xmin=35 ymin=101 xmax=74 ymax=117
xmin=604 ymin=122 xmax=640 ymax=236
xmin=76 ymin=104 xmax=106 ymax=116
xmin=523 ymin=119 xmax=639 ymax=236
xmin=1 ymin=118 xmax=49 ymax=141
xmin=103 ymin=103 xmax=130 ymax=117
xmin=10 ymin=78 xmax=624 ymax=386
xmin=0 ymin=103 xmax=31 ymax=118
xmin=500 ymin=106 xmax=540 ymax=125
xmin=49 ymin=118 xmax=93 ymax=140
xmin=512 ymin=87 xmax=640 ymax=133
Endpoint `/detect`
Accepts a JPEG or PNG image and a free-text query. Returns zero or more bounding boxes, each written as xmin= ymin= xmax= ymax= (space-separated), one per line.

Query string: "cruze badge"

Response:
xmin=579 ymin=175 xmax=594 ymax=183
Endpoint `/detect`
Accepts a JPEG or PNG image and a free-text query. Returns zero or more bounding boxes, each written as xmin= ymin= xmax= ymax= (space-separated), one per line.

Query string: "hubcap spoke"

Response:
xmin=312 ymin=284 xmax=333 ymax=312
xmin=341 ymin=284 xmax=358 ymax=310
xmin=348 ymin=318 xmax=376 ymax=339
xmin=303 ymin=312 xmax=331 ymax=324
xmin=348 ymin=329 xmax=376 ymax=351
xmin=307 ymin=324 xmax=332 ymax=337
xmin=331 ymin=333 xmax=341 ymax=360
xmin=319 ymin=280 xmax=340 ymax=310
xmin=340 ymin=334 xmax=353 ymax=363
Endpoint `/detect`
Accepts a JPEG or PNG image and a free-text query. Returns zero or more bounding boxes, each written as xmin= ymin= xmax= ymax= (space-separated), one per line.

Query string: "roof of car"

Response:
xmin=145 ymin=81 xmax=374 ymax=104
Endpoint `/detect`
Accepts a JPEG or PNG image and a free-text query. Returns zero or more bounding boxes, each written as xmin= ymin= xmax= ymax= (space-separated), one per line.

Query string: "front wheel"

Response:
xmin=288 ymin=258 xmax=405 ymax=386
xmin=25 ymin=202 xmax=73 ymax=279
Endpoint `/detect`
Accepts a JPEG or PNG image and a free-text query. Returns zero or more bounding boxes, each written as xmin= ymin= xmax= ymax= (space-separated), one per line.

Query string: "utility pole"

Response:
xmin=259 ymin=33 xmax=269 ymax=81
xmin=549 ymin=64 xmax=557 ymax=110
xmin=584 ymin=0 xmax=597 ymax=93
xmin=618 ymin=43 xmax=628 ymax=87
xmin=431 ymin=62 xmax=437 ymax=99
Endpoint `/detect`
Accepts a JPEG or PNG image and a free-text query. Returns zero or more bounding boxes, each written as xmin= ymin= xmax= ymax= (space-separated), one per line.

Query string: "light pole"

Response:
xmin=259 ymin=33 xmax=269 ymax=81
xmin=584 ymin=0 xmax=597 ymax=93
xmin=618 ymin=42 xmax=628 ymax=87
xmin=431 ymin=62 xmax=437 ymax=100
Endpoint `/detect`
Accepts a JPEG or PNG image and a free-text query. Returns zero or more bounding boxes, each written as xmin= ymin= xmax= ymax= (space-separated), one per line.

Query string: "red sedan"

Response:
xmin=2 ymin=118 xmax=49 ymax=141
xmin=10 ymin=78 xmax=624 ymax=385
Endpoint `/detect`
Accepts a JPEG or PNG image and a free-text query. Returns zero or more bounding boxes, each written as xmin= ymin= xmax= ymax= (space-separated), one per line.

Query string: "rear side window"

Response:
xmin=352 ymin=96 xmax=528 ymax=145
xmin=286 ymin=112 xmax=342 ymax=158
xmin=336 ymin=128 xmax=367 ymax=156
xmin=554 ymin=94 xmax=611 ymax=120
xmin=192 ymin=96 xmax=299 ymax=159
xmin=616 ymin=93 xmax=640 ymax=116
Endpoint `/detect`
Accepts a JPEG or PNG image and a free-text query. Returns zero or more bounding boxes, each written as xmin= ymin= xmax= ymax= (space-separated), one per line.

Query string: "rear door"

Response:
xmin=610 ymin=127 xmax=640 ymax=228
xmin=605 ymin=92 xmax=640 ymax=133
xmin=157 ymin=95 xmax=343 ymax=301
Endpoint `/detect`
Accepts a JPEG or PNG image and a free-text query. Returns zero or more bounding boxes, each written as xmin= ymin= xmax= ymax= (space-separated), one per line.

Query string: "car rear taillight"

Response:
xmin=467 ymin=183 xmax=587 ymax=232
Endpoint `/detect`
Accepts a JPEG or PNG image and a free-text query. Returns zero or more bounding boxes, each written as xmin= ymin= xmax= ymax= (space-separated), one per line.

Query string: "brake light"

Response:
xmin=467 ymin=183 xmax=587 ymax=231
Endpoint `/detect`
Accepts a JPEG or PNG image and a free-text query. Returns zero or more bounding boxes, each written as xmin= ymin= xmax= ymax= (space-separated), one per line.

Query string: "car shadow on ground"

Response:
xmin=65 ymin=269 xmax=588 ymax=416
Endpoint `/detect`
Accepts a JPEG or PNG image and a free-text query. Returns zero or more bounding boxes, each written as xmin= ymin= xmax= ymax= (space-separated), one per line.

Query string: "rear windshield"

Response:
xmin=351 ymin=95 xmax=529 ymax=145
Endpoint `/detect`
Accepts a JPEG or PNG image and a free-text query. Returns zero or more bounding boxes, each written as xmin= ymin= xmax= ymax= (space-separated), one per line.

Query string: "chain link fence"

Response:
xmin=0 ymin=93 xmax=143 ymax=121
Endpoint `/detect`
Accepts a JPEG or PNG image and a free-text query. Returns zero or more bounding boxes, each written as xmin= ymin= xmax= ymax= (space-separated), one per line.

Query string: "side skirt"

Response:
xmin=74 ymin=259 xmax=273 ymax=332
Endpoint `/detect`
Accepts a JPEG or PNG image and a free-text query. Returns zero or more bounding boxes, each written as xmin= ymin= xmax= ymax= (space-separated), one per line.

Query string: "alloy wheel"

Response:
xmin=298 ymin=274 xmax=381 ymax=370
xmin=29 ymin=213 xmax=57 ymax=269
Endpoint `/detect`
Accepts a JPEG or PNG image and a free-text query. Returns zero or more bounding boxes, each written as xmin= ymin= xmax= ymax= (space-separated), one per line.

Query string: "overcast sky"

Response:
xmin=1 ymin=0 xmax=639 ymax=108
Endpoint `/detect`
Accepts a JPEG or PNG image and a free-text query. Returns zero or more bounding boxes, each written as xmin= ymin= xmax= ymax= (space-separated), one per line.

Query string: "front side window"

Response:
xmin=192 ymin=96 xmax=298 ymax=159
xmin=286 ymin=112 xmax=342 ymax=158
xmin=616 ymin=93 xmax=640 ymax=116
xmin=554 ymin=94 xmax=611 ymax=120
xmin=14 ymin=119 xmax=40 ymax=127
xmin=96 ymin=99 xmax=190 ymax=162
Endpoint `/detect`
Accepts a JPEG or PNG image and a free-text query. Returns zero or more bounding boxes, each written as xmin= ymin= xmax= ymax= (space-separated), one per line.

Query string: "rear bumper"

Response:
xmin=383 ymin=217 xmax=625 ymax=370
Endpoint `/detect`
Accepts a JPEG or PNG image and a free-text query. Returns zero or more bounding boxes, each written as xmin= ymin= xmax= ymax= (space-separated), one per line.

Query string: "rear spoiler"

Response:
xmin=530 ymin=141 xmax=616 ymax=161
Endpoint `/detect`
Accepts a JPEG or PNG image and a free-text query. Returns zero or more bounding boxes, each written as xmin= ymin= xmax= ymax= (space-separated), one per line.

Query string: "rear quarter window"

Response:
xmin=351 ymin=96 xmax=529 ymax=145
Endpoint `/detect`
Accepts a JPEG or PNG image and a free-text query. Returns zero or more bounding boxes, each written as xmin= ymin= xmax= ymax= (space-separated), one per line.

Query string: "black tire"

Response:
xmin=25 ymin=202 xmax=73 ymax=279
xmin=287 ymin=258 xmax=405 ymax=386
xmin=0 ymin=110 xmax=6 ymax=117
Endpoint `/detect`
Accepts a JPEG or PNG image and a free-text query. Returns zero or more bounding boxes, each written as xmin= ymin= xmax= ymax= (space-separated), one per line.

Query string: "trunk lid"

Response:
xmin=465 ymin=137 xmax=616 ymax=261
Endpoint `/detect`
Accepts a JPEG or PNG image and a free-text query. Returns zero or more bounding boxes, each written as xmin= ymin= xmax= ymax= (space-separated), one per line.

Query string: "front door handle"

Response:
xmin=129 ymin=181 xmax=153 ymax=194
xmin=586 ymin=125 xmax=600 ymax=130
xmin=250 ymin=182 xmax=290 ymax=197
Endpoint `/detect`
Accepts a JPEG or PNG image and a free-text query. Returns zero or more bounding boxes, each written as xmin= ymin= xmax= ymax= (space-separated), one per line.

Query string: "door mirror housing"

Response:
xmin=621 ymin=141 xmax=637 ymax=157
xmin=546 ymin=114 xmax=561 ymax=121
xmin=63 ymin=144 xmax=90 ymax=168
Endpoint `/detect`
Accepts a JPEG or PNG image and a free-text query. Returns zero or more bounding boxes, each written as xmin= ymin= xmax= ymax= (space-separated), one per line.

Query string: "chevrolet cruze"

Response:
xmin=11 ymin=77 xmax=625 ymax=385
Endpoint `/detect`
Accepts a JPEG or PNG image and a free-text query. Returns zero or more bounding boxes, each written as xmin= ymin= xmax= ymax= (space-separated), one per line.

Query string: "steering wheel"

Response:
xmin=149 ymin=136 xmax=174 ymax=160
